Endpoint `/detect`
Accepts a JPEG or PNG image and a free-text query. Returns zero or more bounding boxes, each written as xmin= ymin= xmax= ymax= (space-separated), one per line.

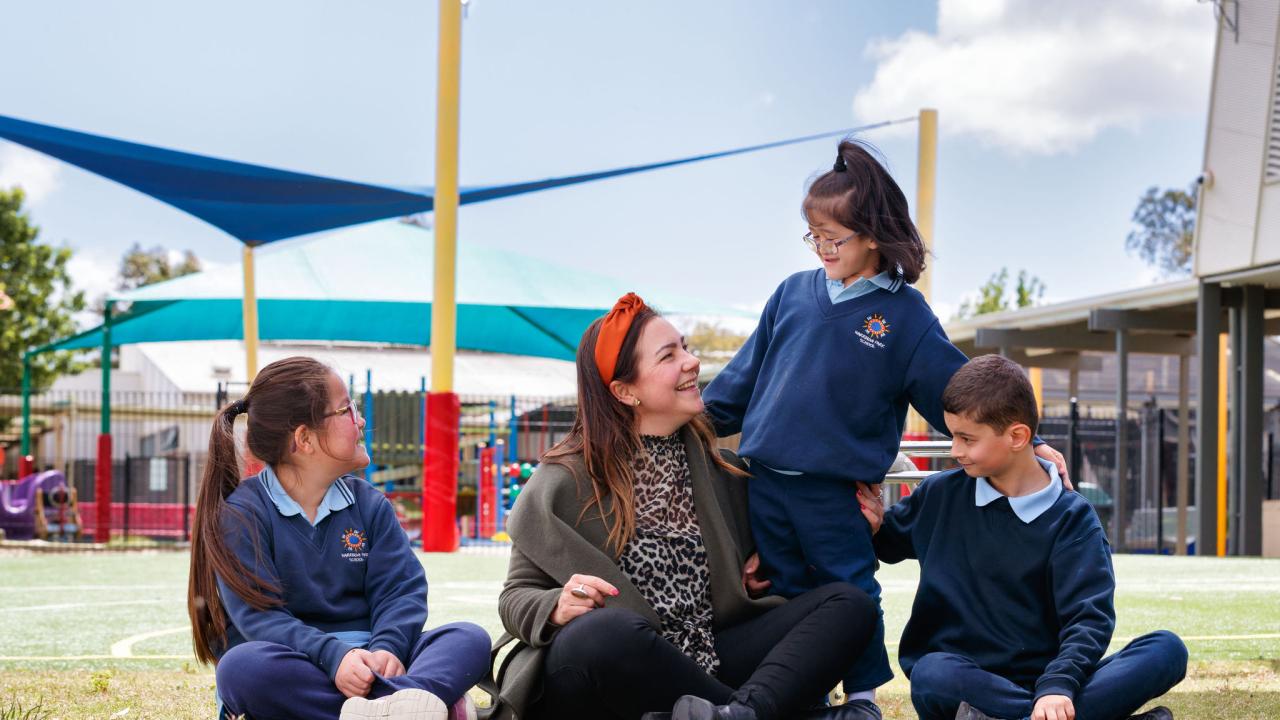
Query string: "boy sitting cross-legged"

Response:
xmin=863 ymin=354 xmax=1187 ymax=720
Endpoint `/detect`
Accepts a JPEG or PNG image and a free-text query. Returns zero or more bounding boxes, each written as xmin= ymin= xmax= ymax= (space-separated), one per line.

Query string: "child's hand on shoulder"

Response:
xmin=1032 ymin=694 xmax=1074 ymax=720
xmin=336 ymin=648 xmax=376 ymax=698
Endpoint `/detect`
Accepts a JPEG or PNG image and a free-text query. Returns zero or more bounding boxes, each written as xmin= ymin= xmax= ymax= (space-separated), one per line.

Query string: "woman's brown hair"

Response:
xmin=188 ymin=356 xmax=338 ymax=665
xmin=543 ymin=307 xmax=745 ymax=557
xmin=803 ymin=138 xmax=927 ymax=283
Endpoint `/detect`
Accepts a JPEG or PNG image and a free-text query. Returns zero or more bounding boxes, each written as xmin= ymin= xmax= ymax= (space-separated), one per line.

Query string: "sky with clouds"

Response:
xmin=1 ymin=0 xmax=1217 ymax=326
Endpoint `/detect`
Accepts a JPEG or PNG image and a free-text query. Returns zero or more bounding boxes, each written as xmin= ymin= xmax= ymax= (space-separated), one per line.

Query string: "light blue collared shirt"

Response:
xmin=825 ymin=270 xmax=903 ymax=304
xmin=974 ymin=457 xmax=1064 ymax=524
xmin=259 ymin=464 xmax=356 ymax=527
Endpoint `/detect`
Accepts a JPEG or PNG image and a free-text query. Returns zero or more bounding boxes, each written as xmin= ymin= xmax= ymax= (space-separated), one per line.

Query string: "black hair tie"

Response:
xmin=833 ymin=154 xmax=847 ymax=172
xmin=228 ymin=399 xmax=248 ymax=416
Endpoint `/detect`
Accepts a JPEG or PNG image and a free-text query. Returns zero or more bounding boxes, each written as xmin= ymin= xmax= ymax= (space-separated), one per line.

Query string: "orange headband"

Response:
xmin=594 ymin=292 xmax=649 ymax=385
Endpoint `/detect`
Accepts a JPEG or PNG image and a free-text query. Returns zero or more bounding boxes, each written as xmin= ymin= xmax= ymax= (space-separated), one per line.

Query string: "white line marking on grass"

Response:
xmin=882 ymin=632 xmax=1280 ymax=648
xmin=6 ymin=599 xmax=175 ymax=612
xmin=0 ymin=655 xmax=193 ymax=661
xmin=0 ymin=585 xmax=175 ymax=592
xmin=111 ymin=626 xmax=189 ymax=657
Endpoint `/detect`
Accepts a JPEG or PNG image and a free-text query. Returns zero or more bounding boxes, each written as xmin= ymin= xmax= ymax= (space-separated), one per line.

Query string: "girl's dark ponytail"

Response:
xmin=187 ymin=399 xmax=281 ymax=665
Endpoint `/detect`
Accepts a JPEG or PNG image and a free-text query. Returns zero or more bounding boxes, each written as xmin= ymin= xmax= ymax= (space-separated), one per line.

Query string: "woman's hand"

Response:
xmin=857 ymin=482 xmax=884 ymax=535
xmin=335 ymin=648 xmax=376 ymax=698
xmin=742 ymin=553 xmax=772 ymax=598
xmin=551 ymin=574 xmax=618 ymax=626
xmin=1034 ymin=443 xmax=1074 ymax=491
xmin=367 ymin=649 xmax=405 ymax=678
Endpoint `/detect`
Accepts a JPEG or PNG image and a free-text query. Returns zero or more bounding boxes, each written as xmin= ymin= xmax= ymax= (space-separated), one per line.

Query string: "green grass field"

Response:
xmin=0 ymin=550 xmax=1277 ymax=719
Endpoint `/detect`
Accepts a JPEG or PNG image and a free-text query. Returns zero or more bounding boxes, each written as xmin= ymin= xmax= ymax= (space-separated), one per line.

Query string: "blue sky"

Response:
xmin=0 ymin=1 xmax=1215 ymax=325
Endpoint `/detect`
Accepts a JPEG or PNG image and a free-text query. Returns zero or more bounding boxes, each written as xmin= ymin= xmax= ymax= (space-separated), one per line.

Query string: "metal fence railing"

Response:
xmin=3 ymin=387 xmax=1227 ymax=553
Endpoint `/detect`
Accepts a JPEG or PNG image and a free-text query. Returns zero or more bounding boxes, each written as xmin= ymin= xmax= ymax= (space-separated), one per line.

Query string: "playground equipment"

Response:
xmin=0 ymin=470 xmax=81 ymax=541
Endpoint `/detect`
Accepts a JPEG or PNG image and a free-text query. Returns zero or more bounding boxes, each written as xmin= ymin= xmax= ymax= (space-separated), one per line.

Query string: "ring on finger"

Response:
xmin=570 ymin=583 xmax=590 ymax=599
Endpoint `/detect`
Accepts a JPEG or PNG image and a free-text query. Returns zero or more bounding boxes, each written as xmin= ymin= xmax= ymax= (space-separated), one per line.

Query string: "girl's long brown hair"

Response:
xmin=188 ymin=356 xmax=337 ymax=664
xmin=543 ymin=307 xmax=745 ymax=557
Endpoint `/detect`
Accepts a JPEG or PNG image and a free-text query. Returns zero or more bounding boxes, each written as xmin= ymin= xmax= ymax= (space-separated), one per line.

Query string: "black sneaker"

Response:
xmin=671 ymin=696 xmax=757 ymax=720
xmin=1127 ymin=707 xmax=1174 ymax=720
xmin=955 ymin=702 xmax=1008 ymax=720
xmin=798 ymin=698 xmax=883 ymax=719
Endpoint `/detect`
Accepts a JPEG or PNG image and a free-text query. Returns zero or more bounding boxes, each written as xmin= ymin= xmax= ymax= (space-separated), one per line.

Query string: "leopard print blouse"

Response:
xmin=618 ymin=433 xmax=720 ymax=674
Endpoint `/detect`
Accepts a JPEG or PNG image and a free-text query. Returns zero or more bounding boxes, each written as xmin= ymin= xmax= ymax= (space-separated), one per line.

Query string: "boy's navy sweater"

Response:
xmin=704 ymin=269 xmax=970 ymax=481
xmin=874 ymin=467 xmax=1115 ymax=701
xmin=215 ymin=473 xmax=427 ymax=680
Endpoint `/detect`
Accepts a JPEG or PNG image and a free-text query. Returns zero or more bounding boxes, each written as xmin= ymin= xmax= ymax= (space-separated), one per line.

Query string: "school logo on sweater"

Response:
xmin=340 ymin=528 xmax=369 ymax=562
xmin=855 ymin=313 xmax=890 ymax=349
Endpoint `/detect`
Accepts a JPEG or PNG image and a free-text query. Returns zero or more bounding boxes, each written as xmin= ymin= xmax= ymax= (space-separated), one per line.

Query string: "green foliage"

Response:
xmin=955 ymin=267 xmax=1045 ymax=319
xmin=88 ymin=670 xmax=111 ymax=694
xmin=0 ymin=187 xmax=86 ymax=390
xmin=1126 ymin=184 xmax=1196 ymax=277
xmin=116 ymin=243 xmax=201 ymax=291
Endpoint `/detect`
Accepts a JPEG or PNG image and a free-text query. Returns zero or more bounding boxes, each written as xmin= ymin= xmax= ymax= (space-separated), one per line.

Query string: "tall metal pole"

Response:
xmin=18 ymin=353 xmax=33 ymax=477
xmin=95 ymin=302 xmax=114 ymax=543
xmin=423 ymin=0 xmax=464 ymax=552
xmin=915 ymin=108 xmax=938 ymax=303
xmin=242 ymin=245 xmax=260 ymax=381
xmin=906 ymin=108 xmax=938 ymax=442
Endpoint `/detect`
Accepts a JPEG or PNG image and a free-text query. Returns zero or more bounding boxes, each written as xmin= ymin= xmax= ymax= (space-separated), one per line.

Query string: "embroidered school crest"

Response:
xmin=340 ymin=528 xmax=368 ymax=561
xmin=863 ymin=313 xmax=890 ymax=338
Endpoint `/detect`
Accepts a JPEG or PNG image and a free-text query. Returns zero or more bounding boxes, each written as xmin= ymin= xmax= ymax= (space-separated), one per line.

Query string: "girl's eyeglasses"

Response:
xmin=324 ymin=401 xmax=360 ymax=426
xmin=802 ymin=231 xmax=858 ymax=256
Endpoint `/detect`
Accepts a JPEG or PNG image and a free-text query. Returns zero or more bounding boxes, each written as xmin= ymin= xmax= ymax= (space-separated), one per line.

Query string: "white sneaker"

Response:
xmin=340 ymin=689 xmax=450 ymax=720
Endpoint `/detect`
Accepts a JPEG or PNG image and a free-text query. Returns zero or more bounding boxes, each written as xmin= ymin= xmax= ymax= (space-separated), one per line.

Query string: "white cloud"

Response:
xmin=852 ymin=0 xmax=1215 ymax=154
xmin=0 ymin=142 xmax=62 ymax=204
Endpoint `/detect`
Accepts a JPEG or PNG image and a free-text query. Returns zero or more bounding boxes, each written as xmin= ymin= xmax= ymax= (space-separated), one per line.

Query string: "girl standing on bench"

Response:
xmin=188 ymin=356 xmax=490 ymax=720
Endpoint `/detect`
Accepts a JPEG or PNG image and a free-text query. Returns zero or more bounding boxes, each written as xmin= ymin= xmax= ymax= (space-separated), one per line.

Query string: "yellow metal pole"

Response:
xmin=431 ymin=0 xmax=462 ymax=393
xmin=914 ymin=108 xmax=938 ymax=303
xmin=242 ymin=245 xmax=259 ymax=382
xmin=907 ymin=108 xmax=938 ymax=437
xmin=1029 ymin=367 xmax=1043 ymax=414
xmin=1217 ymin=332 xmax=1228 ymax=556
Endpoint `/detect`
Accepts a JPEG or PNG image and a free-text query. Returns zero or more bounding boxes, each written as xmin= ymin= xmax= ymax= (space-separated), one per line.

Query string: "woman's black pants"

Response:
xmin=527 ymin=581 xmax=877 ymax=720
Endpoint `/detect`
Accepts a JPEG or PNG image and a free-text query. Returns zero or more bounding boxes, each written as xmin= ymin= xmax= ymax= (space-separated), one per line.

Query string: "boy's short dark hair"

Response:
xmin=942 ymin=354 xmax=1039 ymax=433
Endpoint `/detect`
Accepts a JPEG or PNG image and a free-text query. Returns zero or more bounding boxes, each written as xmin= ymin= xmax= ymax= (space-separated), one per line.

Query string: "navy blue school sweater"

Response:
xmin=215 ymin=473 xmax=427 ymax=680
xmin=874 ymin=467 xmax=1115 ymax=701
xmin=703 ymin=269 xmax=970 ymax=481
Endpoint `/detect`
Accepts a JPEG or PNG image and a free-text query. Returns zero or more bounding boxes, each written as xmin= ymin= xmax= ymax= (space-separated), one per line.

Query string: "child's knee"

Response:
xmin=215 ymin=641 xmax=277 ymax=698
xmin=909 ymin=653 xmax=965 ymax=701
xmin=421 ymin=622 xmax=492 ymax=667
xmin=1147 ymin=630 xmax=1189 ymax=683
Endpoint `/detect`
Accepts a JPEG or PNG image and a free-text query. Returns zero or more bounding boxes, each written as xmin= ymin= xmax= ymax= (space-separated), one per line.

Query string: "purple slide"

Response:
xmin=0 ymin=470 xmax=68 ymax=541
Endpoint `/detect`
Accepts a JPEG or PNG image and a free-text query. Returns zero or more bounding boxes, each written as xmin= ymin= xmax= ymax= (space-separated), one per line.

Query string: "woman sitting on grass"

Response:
xmin=494 ymin=294 xmax=882 ymax=720
xmin=187 ymin=356 xmax=491 ymax=720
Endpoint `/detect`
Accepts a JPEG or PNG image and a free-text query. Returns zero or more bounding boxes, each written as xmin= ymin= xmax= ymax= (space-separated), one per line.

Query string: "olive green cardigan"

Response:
xmin=489 ymin=425 xmax=783 ymax=719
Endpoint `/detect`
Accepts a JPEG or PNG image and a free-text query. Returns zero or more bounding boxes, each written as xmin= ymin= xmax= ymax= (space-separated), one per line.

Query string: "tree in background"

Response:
xmin=687 ymin=321 xmax=749 ymax=356
xmin=1125 ymin=184 xmax=1195 ymax=278
xmin=955 ymin=267 xmax=1045 ymax=319
xmin=0 ymin=187 xmax=86 ymax=390
xmin=117 ymin=243 xmax=201 ymax=290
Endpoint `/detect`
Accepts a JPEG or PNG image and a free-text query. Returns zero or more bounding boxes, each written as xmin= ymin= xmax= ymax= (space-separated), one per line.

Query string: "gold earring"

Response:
xmin=633 ymin=398 xmax=641 ymax=407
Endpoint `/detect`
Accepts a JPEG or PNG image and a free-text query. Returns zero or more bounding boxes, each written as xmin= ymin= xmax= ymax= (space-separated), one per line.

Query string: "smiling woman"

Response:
xmin=494 ymin=293 xmax=882 ymax=720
